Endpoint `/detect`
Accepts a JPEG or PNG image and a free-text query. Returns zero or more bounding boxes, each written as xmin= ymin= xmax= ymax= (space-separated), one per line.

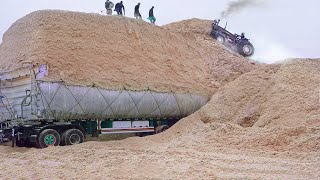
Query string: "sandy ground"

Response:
xmin=0 ymin=130 xmax=319 ymax=179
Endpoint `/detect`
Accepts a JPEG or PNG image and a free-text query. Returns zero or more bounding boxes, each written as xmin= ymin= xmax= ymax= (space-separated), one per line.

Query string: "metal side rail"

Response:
xmin=101 ymin=127 xmax=155 ymax=134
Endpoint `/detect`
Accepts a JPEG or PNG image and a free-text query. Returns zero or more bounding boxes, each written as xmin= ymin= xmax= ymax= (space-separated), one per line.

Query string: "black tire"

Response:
xmin=214 ymin=33 xmax=226 ymax=44
xmin=37 ymin=129 xmax=61 ymax=149
xmin=63 ymin=129 xmax=84 ymax=146
xmin=155 ymin=125 xmax=169 ymax=134
xmin=60 ymin=131 xmax=68 ymax=146
xmin=238 ymin=41 xmax=254 ymax=57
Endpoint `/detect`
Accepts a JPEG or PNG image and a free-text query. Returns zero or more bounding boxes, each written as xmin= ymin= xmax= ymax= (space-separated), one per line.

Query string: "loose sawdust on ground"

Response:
xmin=0 ymin=11 xmax=319 ymax=179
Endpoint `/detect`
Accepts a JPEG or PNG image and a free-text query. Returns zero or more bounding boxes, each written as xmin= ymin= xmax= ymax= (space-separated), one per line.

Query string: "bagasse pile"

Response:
xmin=0 ymin=10 xmax=255 ymax=96
xmin=198 ymin=59 xmax=320 ymax=128
xmin=158 ymin=59 xmax=320 ymax=153
xmin=0 ymin=10 xmax=319 ymax=179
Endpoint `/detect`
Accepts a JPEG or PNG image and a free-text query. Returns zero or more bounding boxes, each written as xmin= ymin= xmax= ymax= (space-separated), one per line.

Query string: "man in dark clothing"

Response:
xmin=134 ymin=3 xmax=142 ymax=19
xmin=147 ymin=6 xmax=156 ymax=24
xmin=105 ymin=0 xmax=114 ymax=15
xmin=114 ymin=1 xmax=125 ymax=16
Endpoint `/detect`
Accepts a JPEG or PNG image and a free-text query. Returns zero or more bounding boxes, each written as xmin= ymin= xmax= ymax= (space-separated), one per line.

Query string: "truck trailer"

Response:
xmin=0 ymin=64 xmax=209 ymax=148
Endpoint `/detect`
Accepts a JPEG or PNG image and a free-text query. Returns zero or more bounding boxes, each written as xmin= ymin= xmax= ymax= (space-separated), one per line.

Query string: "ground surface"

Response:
xmin=0 ymin=132 xmax=319 ymax=179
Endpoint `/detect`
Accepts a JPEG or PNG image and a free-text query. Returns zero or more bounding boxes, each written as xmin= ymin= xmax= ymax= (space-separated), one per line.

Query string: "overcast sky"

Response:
xmin=0 ymin=0 xmax=319 ymax=63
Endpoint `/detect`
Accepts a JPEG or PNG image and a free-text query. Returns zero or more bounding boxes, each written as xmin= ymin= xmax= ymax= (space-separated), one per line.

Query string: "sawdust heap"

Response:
xmin=0 ymin=10 xmax=319 ymax=179
xmin=197 ymin=59 xmax=320 ymax=128
xmin=157 ymin=59 xmax=320 ymax=153
xmin=0 ymin=10 xmax=255 ymax=96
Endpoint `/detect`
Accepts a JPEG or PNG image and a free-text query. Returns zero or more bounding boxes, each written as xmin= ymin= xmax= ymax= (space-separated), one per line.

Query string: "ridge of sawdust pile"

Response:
xmin=0 ymin=11 xmax=319 ymax=179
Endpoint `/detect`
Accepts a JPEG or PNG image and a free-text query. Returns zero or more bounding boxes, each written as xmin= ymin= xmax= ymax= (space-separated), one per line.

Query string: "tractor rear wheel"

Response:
xmin=238 ymin=41 xmax=254 ymax=57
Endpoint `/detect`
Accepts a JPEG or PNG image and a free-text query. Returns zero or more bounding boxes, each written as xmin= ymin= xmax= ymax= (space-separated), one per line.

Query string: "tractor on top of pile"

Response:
xmin=210 ymin=19 xmax=255 ymax=57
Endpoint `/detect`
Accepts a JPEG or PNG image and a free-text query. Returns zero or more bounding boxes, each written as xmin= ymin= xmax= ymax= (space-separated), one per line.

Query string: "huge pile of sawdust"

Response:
xmin=197 ymin=59 xmax=320 ymax=128
xmin=0 ymin=11 xmax=319 ymax=179
xmin=0 ymin=10 xmax=255 ymax=96
xmin=157 ymin=59 xmax=320 ymax=152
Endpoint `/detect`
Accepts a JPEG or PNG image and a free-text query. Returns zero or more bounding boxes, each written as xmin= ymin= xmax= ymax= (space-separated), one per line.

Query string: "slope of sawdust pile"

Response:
xmin=164 ymin=18 xmax=259 ymax=86
xmin=0 ymin=10 xmax=255 ymax=96
xmin=197 ymin=59 xmax=320 ymax=129
xmin=160 ymin=59 xmax=320 ymax=149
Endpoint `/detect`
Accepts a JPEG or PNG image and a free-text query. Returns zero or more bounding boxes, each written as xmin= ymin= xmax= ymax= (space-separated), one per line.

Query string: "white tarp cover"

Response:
xmin=36 ymin=82 xmax=209 ymax=120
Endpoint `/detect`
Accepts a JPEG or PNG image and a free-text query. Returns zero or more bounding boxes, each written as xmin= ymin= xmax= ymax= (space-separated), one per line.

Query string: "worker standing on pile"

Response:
xmin=105 ymin=0 xmax=114 ymax=15
xmin=134 ymin=3 xmax=142 ymax=19
xmin=114 ymin=1 xmax=125 ymax=16
xmin=147 ymin=6 xmax=156 ymax=24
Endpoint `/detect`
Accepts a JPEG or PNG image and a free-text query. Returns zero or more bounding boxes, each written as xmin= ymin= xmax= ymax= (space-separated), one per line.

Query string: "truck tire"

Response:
xmin=37 ymin=129 xmax=61 ymax=148
xmin=63 ymin=129 xmax=84 ymax=146
xmin=155 ymin=125 xmax=169 ymax=134
xmin=238 ymin=41 xmax=254 ymax=57
xmin=60 ymin=131 xmax=68 ymax=146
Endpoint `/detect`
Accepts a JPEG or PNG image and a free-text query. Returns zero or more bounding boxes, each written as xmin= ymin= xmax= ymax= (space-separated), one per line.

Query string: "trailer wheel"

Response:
xmin=155 ymin=125 xmax=169 ymax=134
xmin=37 ymin=129 xmax=61 ymax=148
xmin=63 ymin=129 xmax=84 ymax=146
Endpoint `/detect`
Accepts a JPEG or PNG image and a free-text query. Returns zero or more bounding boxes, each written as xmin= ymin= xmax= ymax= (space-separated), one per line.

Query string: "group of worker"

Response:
xmin=105 ymin=0 xmax=156 ymax=24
